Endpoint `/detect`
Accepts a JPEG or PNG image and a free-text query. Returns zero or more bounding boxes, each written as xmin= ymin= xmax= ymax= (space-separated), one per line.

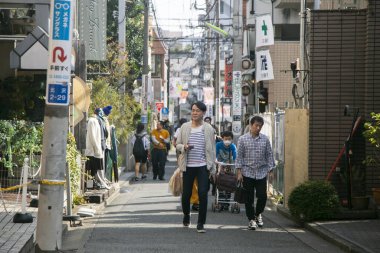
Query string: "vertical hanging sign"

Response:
xmin=255 ymin=14 xmax=274 ymax=48
xmin=224 ymin=57 xmax=233 ymax=98
xmin=45 ymin=0 xmax=74 ymax=106
xmin=255 ymin=50 xmax=274 ymax=81
xmin=232 ymin=71 xmax=242 ymax=136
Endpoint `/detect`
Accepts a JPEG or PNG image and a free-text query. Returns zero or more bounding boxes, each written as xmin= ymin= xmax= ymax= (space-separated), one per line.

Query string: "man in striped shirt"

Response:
xmin=236 ymin=116 xmax=275 ymax=230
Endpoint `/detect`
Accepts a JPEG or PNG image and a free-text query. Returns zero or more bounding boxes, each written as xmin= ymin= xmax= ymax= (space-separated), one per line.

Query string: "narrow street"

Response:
xmin=62 ymin=154 xmax=345 ymax=253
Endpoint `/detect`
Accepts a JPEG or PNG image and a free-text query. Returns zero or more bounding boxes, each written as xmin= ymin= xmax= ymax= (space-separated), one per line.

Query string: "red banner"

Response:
xmin=224 ymin=59 xmax=233 ymax=98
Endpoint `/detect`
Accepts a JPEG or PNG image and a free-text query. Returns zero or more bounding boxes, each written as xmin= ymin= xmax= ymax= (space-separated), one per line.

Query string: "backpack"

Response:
xmin=133 ymin=134 xmax=146 ymax=156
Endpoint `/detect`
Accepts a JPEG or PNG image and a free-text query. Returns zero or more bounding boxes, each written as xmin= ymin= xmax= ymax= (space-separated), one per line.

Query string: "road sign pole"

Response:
xmin=35 ymin=0 xmax=74 ymax=251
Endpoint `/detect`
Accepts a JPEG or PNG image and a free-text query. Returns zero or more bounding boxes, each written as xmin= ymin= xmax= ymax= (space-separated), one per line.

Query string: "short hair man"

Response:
xmin=151 ymin=121 xmax=170 ymax=180
xmin=236 ymin=116 xmax=275 ymax=230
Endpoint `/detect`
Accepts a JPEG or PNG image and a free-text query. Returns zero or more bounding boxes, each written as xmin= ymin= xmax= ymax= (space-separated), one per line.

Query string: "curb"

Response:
xmin=275 ymin=204 xmax=371 ymax=253
xmin=104 ymin=171 xmax=134 ymax=207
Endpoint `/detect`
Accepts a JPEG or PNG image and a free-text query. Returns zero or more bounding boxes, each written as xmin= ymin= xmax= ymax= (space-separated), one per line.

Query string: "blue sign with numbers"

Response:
xmin=47 ymin=83 xmax=69 ymax=105
xmin=141 ymin=115 xmax=148 ymax=124
xmin=53 ymin=0 xmax=71 ymax=41
xmin=161 ymin=107 xmax=169 ymax=115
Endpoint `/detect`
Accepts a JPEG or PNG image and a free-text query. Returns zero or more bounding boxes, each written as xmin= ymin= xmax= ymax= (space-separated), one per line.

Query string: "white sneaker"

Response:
xmin=256 ymin=214 xmax=263 ymax=228
xmin=248 ymin=219 xmax=257 ymax=230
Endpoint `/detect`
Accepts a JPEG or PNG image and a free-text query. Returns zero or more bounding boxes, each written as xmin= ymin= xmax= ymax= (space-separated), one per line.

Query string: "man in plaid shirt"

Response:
xmin=236 ymin=116 xmax=275 ymax=230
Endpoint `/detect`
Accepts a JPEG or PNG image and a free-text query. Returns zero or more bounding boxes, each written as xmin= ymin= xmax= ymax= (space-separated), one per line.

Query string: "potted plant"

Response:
xmin=363 ymin=112 xmax=380 ymax=205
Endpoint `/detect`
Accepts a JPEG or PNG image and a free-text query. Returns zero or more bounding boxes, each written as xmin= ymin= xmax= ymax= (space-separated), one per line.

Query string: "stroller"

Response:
xmin=211 ymin=161 xmax=240 ymax=213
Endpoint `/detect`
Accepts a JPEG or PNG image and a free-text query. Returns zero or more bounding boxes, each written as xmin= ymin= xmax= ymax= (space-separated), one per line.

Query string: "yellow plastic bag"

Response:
xmin=169 ymin=168 xmax=182 ymax=196
xmin=190 ymin=178 xmax=199 ymax=204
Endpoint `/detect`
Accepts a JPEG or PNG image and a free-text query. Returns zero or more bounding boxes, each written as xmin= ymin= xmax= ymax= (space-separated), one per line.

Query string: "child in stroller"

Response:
xmin=214 ymin=131 xmax=237 ymax=211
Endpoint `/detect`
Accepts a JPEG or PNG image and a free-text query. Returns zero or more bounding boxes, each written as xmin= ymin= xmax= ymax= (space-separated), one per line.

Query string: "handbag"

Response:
xmin=190 ymin=178 xmax=199 ymax=204
xmin=234 ymin=181 xmax=247 ymax=204
xmin=216 ymin=170 xmax=237 ymax=192
xmin=169 ymin=168 xmax=183 ymax=196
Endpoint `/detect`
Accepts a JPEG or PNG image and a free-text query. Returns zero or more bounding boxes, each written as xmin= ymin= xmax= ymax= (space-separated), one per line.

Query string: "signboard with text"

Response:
xmin=255 ymin=14 xmax=274 ymax=48
xmin=232 ymin=71 xmax=242 ymax=136
xmin=45 ymin=0 xmax=74 ymax=106
xmin=79 ymin=0 xmax=107 ymax=60
xmin=224 ymin=58 xmax=233 ymax=98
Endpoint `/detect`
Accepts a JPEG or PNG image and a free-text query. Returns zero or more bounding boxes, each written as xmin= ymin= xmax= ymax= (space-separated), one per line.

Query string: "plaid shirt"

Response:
xmin=235 ymin=132 xmax=275 ymax=180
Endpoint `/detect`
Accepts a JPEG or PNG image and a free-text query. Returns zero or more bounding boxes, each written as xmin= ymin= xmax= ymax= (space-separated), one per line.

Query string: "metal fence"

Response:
xmin=0 ymin=157 xmax=38 ymax=214
xmin=260 ymin=111 xmax=285 ymax=197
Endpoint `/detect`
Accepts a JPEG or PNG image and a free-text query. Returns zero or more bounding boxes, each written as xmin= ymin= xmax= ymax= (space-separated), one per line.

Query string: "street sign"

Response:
xmin=45 ymin=0 xmax=73 ymax=106
xmin=47 ymin=83 xmax=70 ymax=105
xmin=232 ymin=71 xmax=242 ymax=116
xmin=232 ymin=121 xmax=242 ymax=136
xmin=141 ymin=115 xmax=148 ymax=124
xmin=155 ymin=102 xmax=164 ymax=112
xmin=161 ymin=107 xmax=169 ymax=115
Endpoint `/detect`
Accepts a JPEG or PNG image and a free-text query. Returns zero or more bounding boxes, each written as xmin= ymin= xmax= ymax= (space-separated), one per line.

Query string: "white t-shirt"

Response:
xmin=174 ymin=128 xmax=181 ymax=139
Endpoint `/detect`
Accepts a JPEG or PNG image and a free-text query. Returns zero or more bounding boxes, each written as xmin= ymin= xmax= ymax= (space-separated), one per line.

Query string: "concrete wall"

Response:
xmin=284 ymin=109 xmax=309 ymax=207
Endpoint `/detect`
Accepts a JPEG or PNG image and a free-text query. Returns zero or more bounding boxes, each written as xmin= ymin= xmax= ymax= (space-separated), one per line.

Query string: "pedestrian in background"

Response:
xmin=204 ymin=116 xmax=221 ymax=142
xmin=162 ymin=119 xmax=172 ymax=156
xmin=176 ymin=101 xmax=216 ymax=233
xmin=131 ymin=122 xmax=150 ymax=181
xmin=151 ymin=121 xmax=170 ymax=180
xmin=173 ymin=118 xmax=187 ymax=149
xmin=236 ymin=116 xmax=275 ymax=230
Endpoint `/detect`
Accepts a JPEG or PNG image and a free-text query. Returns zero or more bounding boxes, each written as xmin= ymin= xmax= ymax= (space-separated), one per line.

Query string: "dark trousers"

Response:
xmin=243 ymin=176 xmax=267 ymax=220
xmin=182 ymin=166 xmax=209 ymax=225
xmin=152 ymin=148 xmax=167 ymax=179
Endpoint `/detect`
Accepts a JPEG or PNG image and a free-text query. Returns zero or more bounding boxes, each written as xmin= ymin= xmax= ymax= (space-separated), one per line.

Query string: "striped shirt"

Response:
xmin=187 ymin=125 xmax=206 ymax=167
xmin=235 ymin=132 xmax=275 ymax=180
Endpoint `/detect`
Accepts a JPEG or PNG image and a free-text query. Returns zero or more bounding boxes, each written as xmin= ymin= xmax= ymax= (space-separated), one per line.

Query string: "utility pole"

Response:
xmin=118 ymin=0 xmax=126 ymax=94
xmin=300 ymin=0 xmax=306 ymax=107
xmin=142 ymin=0 xmax=150 ymax=126
xmin=232 ymin=0 xmax=243 ymax=140
xmin=166 ymin=49 xmax=170 ymax=108
xmin=215 ymin=0 xmax=220 ymax=131
xmin=35 ymin=0 xmax=73 ymax=251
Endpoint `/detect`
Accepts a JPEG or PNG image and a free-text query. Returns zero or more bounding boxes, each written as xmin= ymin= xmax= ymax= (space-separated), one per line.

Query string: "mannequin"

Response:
xmin=94 ymin=108 xmax=110 ymax=188
xmin=110 ymin=124 xmax=119 ymax=182
xmin=85 ymin=108 xmax=110 ymax=189
xmin=102 ymin=105 xmax=113 ymax=183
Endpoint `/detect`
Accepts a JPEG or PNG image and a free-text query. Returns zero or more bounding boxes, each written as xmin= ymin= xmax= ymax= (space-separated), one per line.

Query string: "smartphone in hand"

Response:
xmin=188 ymin=145 xmax=194 ymax=150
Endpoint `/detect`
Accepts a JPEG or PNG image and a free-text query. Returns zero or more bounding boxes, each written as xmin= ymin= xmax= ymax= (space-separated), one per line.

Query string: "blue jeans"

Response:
xmin=182 ymin=166 xmax=209 ymax=225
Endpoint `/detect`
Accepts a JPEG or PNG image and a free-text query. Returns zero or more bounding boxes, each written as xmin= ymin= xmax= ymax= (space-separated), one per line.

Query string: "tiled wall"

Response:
xmin=268 ymin=41 xmax=300 ymax=109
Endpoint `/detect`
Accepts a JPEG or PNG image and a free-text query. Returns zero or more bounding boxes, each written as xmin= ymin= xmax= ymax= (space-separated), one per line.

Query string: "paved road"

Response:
xmin=62 ymin=159 xmax=345 ymax=253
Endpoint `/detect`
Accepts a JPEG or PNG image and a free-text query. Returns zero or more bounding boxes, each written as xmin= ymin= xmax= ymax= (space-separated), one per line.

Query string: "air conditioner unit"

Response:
xmin=339 ymin=0 xmax=361 ymax=9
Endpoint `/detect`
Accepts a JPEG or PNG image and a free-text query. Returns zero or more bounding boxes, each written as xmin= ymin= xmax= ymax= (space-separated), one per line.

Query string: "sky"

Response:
xmin=151 ymin=0 xmax=206 ymax=37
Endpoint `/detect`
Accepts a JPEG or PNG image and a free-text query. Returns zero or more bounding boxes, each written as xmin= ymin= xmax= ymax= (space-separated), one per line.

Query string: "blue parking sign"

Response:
xmin=47 ymin=83 xmax=69 ymax=105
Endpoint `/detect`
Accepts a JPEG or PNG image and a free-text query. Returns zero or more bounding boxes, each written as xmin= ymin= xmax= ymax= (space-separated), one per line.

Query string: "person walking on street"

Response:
xmin=131 ymin=123 xmax=150 ymax=181
xmin=151 ymin=121 xmax=170 ymax=180
xmin=236 ymin=116 xmax=275 ymax=230
xmin=173 ymin=118 xmax=200 ymax=212
xmin=176 ymin=101 xmax=216 ymax=233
